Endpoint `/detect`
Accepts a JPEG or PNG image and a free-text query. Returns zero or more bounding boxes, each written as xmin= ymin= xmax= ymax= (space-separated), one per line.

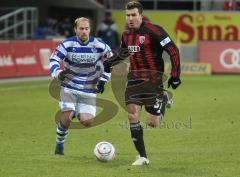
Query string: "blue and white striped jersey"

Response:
xmin=49 ymin=36 xmax=112 ymax=94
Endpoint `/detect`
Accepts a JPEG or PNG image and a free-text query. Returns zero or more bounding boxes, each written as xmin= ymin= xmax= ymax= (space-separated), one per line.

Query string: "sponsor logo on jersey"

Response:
xmin=91 ymin=45 xmax=98 ymax=53
xmin=128 ymin=45 xmax=141 ymax=53
xmin=72 ymin=48 xmax=76 ymax=52
xmin=72 ymin=53 xmax=96 ymax=63
xmin=139 ymin=36 xmax=145 ymax=44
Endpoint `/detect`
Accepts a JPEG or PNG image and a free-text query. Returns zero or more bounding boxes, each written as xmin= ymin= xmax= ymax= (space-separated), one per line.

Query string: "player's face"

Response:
xmin=74 ymin=20 xmax=90 ymax=43
xmin=125 ymin=8 xmax=143 ymax=29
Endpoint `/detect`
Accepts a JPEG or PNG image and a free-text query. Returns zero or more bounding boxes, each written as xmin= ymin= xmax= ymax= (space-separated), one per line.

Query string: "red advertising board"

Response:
xmin=198 ymin=41 xmax=240 ymax=73
xmin=0 ymin=41 xmax=17 ymax=78
xmin=52 ymin=39 xmax=64 ymax=69
xmin=0 ymin=40 xmax=63 ymax=78
xmin=12 ymin=40 xmax=43 ymax=77
xmin=34 ymin=40 xmax=55 ymax=75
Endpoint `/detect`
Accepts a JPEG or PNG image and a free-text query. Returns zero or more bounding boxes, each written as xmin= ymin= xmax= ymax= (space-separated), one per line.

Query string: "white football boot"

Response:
xmin=132 ymin=155 xmax=150 ymax=166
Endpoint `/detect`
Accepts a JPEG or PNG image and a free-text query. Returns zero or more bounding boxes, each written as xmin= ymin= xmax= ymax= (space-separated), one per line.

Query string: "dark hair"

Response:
xmin=125 ymin=1 xmax=143 ymax=14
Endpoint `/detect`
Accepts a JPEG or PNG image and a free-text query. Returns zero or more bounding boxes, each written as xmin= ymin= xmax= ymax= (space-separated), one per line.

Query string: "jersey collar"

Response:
xmin=77 ymin=36 xmax=94 ymax=46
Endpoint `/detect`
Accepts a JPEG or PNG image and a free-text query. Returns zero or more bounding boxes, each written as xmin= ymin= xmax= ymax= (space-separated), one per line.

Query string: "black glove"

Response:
xmin=58 ymin=69 xmax=71 ymax=81
xmin=103 ymin=61 xmax=112 ymax=73
xmin=103 ymin=48 xmax=129 ymax=68
xmin=96 ymin=80 xmax=106 ymax=93
xmin=168 ymin=77 xmax=181 ymax=89
xmin=103 ymin=59 xmax=114 ymax=69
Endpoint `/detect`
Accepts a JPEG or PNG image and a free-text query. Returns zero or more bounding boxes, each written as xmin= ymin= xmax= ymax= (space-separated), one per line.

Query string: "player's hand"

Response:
xmin=103 ymin=60 xmax=112 ymax=73
xmin=58 ymin=69 xmax=71 ymax=81
xmin=168 ymin=77 xmax=181 ymax=89
xmin=96 ymin=80 xmax=106 ymax=93
xmin=103 ymin=48 xmax=129 ymax=68
xmin=103 ymin=59 xmax=113 ymax=70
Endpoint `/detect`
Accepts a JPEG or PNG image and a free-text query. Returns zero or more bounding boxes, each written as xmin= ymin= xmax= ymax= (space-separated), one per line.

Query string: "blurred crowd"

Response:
xmin=33 ymin=11 xmax=120 ymax=51
xmin=33 ymin=17 xmax=73 ymax=40
xmin=33 ymin=0 xmax=239 ymax=41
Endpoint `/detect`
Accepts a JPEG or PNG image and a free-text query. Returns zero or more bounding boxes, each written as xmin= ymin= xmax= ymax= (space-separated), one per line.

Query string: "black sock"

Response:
xmin=130 ymin=122 xmax=147 ymax=158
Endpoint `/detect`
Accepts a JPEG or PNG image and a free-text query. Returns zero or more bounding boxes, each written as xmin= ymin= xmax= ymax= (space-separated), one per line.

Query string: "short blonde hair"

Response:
xmin=74 ymin=17 xmax=90 ymax=28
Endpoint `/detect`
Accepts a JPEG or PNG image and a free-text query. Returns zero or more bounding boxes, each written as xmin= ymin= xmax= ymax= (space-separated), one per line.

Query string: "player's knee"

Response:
xmin=128 ymin=111 xmax=139 ymax=122
xmin=127 ymin=105 xmax=141 ymax=122
xmin=147 ymin=121 xmax=159 ymax=128
xmin=146 ymin=117 xmax=160 ymax=128
xmin=60 ymin=110 xmax=74 ymax=127
xmin=80 ymin=119 xmax=94 ymax=127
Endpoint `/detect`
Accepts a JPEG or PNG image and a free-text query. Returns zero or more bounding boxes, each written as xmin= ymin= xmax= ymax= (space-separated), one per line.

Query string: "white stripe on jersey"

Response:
xmin=49 ymin=36 xmax=113 ymax=93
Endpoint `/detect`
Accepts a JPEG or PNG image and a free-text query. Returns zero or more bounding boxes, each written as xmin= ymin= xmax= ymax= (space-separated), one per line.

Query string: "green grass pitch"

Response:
xmin=0 ymin=75 xmax=239 ymax=177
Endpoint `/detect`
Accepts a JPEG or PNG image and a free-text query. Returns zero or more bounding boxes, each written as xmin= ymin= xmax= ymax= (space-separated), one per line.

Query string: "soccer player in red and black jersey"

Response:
xmin=105 ymin=1 xmax=181 ymax=165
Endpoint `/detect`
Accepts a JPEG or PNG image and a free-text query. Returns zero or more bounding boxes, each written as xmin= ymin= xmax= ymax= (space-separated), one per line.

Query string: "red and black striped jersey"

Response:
xmin=121 ymin=21 xmax=180 ymax=78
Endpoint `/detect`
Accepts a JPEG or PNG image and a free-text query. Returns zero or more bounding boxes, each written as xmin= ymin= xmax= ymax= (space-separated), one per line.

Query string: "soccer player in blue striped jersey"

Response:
xmin=49 ymin=17 xmax=113 ymax=155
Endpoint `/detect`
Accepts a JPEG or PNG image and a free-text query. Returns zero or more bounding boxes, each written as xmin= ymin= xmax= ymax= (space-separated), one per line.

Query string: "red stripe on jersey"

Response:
xmin=170 ymin=46 xmax=180 ymax=70
xmin=123 ymin=32 xmax=127 ymax=47
xmin=144 ymin=37 xmax=157 ymax=71
xmin=131 ymin=33 xmax=143 ymax=79
xmin=128 ymin=33 xmax=135 ymax=71
xmin=143 ymin=35 xmax=158 ymax=83
xmin=168 ymin=47 xmax=177 ymax=76
xmin=167 ymin=46 xmax=180 ymax=77
xmin=135 ymin=34 xmax=144 ymax=70
xmin=144 ymin=22 xmax=162 ymax=36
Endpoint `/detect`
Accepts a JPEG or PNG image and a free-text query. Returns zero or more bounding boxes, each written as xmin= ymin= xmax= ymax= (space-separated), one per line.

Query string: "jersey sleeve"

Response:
xmin=153 ymin=25 xmax=181 ymax=78
xmin=49 ymin=43 xmax=67 ymax=79
xmin=100 ymin=44 xmax=113 ymax=82
xmin=120 ymin=33 xmax=127 ymax=49
xmin=117 ymin=32 xmax=129 ymax=60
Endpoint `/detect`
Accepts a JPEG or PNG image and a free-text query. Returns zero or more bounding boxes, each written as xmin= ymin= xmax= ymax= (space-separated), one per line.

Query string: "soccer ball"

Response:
xmin=94 ymin=141 xmax=115 ymax=162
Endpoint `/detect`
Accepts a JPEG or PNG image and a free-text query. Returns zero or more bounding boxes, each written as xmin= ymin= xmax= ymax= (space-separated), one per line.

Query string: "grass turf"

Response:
xmin=0 ymin=75 xmax=239 ymax=177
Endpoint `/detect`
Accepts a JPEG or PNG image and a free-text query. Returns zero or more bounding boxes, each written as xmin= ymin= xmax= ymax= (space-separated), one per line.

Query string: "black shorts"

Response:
xmin=145 ymin=102 xmax=165 ymax=116
xmin=125 ymin=80 xmax=165 ymax=116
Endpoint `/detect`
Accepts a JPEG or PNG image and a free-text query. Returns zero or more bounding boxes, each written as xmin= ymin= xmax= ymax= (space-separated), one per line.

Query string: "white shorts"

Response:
xmin=59 ymin=87 xmax=96 ymax=116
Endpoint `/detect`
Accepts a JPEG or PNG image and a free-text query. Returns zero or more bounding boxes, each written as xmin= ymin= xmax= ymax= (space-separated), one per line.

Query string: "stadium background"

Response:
xmin=0 ymin=0 xmax=240 ymax=177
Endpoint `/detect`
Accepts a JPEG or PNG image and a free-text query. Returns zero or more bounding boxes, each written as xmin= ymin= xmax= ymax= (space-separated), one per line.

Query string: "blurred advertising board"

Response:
xmin=165 ymin=62 xmax=211 ymax=75
xmin=0 ymin=40 xmax=60 ymax=78
xmin=0 ymin=41 xmax=17 ymax=77
xmin=198 ymin=41 xmax=240 ymax=73
xmin=12 ymin=40 xmax=42 ymax=77
xmin=112 ymin=11 xmax=240 ymax=46
xmin=34 ymin=40 xmax=58 ymax=75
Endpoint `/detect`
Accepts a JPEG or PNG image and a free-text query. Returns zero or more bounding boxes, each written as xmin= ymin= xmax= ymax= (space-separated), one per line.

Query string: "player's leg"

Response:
xmin=146 ymin=113 xmax=161 ymax=127
xmin=125 ymin=78 xmax=150 ymax=165
xmin=55 ymin=88 xmax=76 ymax=155
xmin=77 ymin=95 xmax=96 ymax=127
xmin=55 ymin=110 xmax=74 ymax=155
xmin=127 ymin=104 xmax=149 ymax=165
xmin=79 ymin=113 xmax=95 ymax=127
xmin=145 ymin=98 xmax=165 ymax=127
xmin=145 ymin=87 xmax=174 ymax=127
